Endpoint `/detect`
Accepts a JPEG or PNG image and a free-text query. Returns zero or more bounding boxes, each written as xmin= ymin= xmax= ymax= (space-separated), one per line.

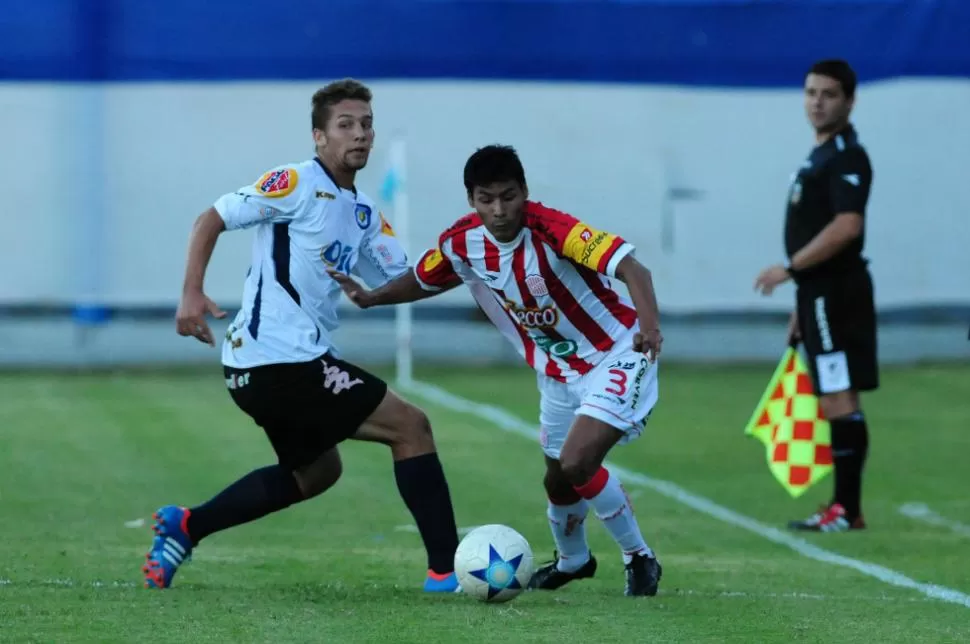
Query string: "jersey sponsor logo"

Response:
xmin=524 ymin=274 xmax=548 ymax=297
xmin=379 ymin=211 xmax=395 ymax=236
xmin=563 ymin=222 xmax=615 ymax=269
xmin=532 ymin=335 xmax=578 ymax=358
xmin=255 ymin=168 xmax=298 ymax=198
xmin=321 ymin=240 xmax=354 ymax=273
xmin=316 ymin=190 xmax=336 ymax=200
xmin=580 ymin=231 xmax=610 ymax=266
xmin=355 ymin=204 xmax=372 ymax=229
xmin=505 ymin=301 xmax=559 ymax=329
xmin=320 ymin=358 xmax=364 ymax=394
xmin=225 ymin=372 xmax=251 ymax=390
xmin=375 ymin=242 xmax=393 ymax=264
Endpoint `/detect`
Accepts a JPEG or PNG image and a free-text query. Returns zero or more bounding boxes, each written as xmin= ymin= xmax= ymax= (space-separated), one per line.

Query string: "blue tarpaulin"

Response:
xmin=2 ymin=1 xmax=968 ymax=85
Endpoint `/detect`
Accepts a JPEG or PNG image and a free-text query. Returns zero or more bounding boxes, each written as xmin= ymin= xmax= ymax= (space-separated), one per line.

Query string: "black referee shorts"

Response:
xmin=223 ymin=354 xmax=388 ymax=470
xmin=796 ymin=269 xmax=879 ymax=395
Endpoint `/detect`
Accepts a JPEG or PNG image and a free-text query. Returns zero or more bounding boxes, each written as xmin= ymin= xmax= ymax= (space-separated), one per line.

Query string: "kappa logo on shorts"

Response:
xmin=320 ymin=358 xmax=364 ymax=394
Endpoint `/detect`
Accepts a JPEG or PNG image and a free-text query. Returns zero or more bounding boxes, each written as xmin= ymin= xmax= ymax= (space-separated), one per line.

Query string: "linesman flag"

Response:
xmin=744 ymin=343 xmax=833 ymax=497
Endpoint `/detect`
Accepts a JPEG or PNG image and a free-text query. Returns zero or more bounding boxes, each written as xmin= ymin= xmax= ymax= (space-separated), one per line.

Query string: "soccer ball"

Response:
xmin=454 ymin=524 xmax=535 ymax=603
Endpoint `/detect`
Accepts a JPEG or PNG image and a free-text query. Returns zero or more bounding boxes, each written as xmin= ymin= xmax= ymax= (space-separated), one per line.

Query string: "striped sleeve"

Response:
xmin=413 ymin=246 xmax=460 ymax=291
xmin=526 ymin=202 xmax=634 ymax=277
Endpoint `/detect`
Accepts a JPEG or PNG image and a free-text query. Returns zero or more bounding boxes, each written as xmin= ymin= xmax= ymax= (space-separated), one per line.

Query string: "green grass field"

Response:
xmin=1 ymin=362 xmax=969 ymax=642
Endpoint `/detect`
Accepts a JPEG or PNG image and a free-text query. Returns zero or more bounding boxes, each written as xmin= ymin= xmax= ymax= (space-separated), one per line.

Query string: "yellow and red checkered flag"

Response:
xmin=744 ymin=344 xmax=833 ymax=497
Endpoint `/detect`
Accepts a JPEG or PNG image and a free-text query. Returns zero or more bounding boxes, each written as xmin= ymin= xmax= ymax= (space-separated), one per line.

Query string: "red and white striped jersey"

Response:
xmin=414 ymin=201 xmax=639 ymax=383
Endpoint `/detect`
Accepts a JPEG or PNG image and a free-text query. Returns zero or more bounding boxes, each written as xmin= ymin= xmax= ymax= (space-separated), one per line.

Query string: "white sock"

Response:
xmin=546 ymin=499 xmax=591 ymax=573
xmin=576 ymin=467 xmax=654 ymax=564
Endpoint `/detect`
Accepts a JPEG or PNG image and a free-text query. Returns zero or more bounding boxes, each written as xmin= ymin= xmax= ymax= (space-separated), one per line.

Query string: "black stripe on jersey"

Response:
xmin=273 ymin=223 xmax=301 ymax=305
xmin=247 ymin=270 xmax=263 ymax=339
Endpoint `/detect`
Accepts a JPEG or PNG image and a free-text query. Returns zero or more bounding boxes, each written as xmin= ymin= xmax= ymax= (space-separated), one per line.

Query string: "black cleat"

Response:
xmin=624 ymin=553 xmax=662 ymax=596
xmin=528 ymin=552 xmax=597 ymax=590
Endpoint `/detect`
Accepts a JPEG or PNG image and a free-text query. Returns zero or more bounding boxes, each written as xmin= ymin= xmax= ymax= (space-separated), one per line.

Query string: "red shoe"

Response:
xmin=788 ymin=503 xmax=866 ymax=532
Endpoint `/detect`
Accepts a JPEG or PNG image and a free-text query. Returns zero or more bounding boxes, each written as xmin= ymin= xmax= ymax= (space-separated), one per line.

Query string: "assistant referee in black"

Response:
xmin=754 ymin=59 xmax=876 ymax=533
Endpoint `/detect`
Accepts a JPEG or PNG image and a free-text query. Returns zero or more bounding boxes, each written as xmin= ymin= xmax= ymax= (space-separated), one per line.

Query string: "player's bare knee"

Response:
xmin=558 ymin=452 xmax=598 ymax=488
xmin=395 ymin=404 xmax=436 ymax=450
xmin=293 ymin=456 xmax=343 ymax=498
xmin=543 ymin=461 xmax=579 ymax=501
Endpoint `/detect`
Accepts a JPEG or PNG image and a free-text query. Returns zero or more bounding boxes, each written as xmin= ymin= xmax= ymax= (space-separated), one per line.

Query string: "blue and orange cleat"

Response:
xmin=142 ymin=505 xmax=194 ymax=589
xmin=423 ymin=569 xmax=460 ymax=593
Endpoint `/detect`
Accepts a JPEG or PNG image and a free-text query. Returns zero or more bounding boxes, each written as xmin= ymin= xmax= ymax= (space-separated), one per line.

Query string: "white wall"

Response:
xmin=2 ymin=79 xmax=968 ymax=312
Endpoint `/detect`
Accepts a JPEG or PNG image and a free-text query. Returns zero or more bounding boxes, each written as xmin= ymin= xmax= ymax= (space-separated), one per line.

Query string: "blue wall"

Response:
xmin=3 ymin=0 xmax=969 ymax=84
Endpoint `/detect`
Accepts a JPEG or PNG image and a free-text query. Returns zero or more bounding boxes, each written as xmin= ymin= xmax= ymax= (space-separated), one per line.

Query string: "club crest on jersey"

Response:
xmin=524 ymin=274 xmax=548 ymax=298
xmin=379 ymin=211 xmax=395 ymax=236
xmin=255 ymin=168 xmax=298 ymax=198
xmin=505 ymin=300 xmax=559 ymax=329
xmin=355 ymin=204 xmax=372 ymax=229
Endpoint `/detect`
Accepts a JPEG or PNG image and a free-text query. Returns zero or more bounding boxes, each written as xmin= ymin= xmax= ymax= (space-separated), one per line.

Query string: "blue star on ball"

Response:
xmin=469 ymin=545 xmax=525 ymax=599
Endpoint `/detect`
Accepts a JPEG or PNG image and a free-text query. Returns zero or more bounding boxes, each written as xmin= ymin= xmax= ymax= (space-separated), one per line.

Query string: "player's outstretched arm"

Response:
xmin=615 ymin=255 xmax=663 ymax=361
xmin=328 ymin=268 xmax=455 ymax=309
xmin=176 ymin=207 xmax=228 ymax=346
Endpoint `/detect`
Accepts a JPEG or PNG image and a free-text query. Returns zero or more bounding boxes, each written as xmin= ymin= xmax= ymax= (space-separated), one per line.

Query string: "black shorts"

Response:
xmin=796 ymin=269 xmax=879 ymax=394
xmin=224 ymin=354 xmax=388 ymax=470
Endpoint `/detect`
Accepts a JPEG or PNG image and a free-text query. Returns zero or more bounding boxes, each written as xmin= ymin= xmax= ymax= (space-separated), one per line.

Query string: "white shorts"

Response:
xmin=537 ymin=338 xmax=659 ymax=459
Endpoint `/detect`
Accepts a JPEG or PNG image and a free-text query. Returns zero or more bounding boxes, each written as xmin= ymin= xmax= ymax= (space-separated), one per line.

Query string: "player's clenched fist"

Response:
xmin=176 ymin=290 xmax=226 ymax=346
xmin=633 ymin=328 xmax=662 ymax=362
xmin=328 ymin=270 xmax=373 ymax=309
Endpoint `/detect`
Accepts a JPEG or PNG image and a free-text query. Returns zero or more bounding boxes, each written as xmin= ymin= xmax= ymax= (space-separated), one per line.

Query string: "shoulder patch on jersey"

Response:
xmin=379 ymin=211 xmax=395 ymax=236
xmin=422 ymin=248 xmax=446 ymax=272
xmin=255 ymin=168 xmax=298 ymax=198
xmin=355 ymin=203 xmax=373 ymax=229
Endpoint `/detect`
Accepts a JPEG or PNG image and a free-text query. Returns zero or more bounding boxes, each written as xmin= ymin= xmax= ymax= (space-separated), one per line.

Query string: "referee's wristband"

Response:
xmin=784 ymin=262 xmax=798 ymax=278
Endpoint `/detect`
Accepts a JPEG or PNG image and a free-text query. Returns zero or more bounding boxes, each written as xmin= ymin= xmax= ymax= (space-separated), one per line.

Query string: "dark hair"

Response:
xmin=311 ymin=79 xmax=372 ymax=129
xmin=463 ymin=145 xmax=527 ymax=193
xmin=807 ymin=59 xmax=857 ymax=99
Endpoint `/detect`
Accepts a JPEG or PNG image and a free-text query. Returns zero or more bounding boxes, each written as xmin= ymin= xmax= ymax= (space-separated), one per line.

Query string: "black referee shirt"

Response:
xmin=784 ymin=124 xmax=873 ymax=281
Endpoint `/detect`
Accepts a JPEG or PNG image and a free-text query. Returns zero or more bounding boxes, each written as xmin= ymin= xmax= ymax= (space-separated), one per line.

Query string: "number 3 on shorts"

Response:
xmin=605 ymin=368 xmax=628 ymax=396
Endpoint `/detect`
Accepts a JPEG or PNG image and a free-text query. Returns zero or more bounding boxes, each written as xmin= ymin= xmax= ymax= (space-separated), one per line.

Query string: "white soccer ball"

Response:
xmin=454 ymin=524 xmax=535 ymax=603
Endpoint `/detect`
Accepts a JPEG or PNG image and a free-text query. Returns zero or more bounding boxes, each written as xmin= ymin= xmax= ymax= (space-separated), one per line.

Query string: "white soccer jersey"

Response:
xmin=214 ymin=157 xmax=408 ymax=368
xmin=414 ymin=201 xmax=639 ymax=383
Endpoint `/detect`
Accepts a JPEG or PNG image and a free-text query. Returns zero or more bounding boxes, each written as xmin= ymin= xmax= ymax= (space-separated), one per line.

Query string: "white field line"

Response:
xmin=898 ymin=503 xmax=970 ymax=538
xmin=0 ymin=578 xmax=941 ymax=603
xmin=405 ymin=379 xmax=970 ymax=610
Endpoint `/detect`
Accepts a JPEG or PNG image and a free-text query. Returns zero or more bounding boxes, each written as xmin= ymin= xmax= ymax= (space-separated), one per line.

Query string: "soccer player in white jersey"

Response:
xmin=330 ymin=145 xmax=664 ymax=596
xmin=142 ymin=79 xmax=462 ymax=593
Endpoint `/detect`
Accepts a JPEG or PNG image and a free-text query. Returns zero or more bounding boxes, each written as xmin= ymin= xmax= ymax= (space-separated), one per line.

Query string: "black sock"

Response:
xmin=830 ymin=412 xmax=869 ymax=519
xmin=394 ymin=453 xmax=460 ymax=575
xmin=187 ymin=465 xmax=304 ymax=544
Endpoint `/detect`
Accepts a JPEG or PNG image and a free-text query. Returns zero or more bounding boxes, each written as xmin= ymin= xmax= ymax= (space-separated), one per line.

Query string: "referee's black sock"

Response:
xmin=187 ymin=465 xmax=304 ymax=544
xmin=394 ymin=452 xmax=460 ymax=575
xmin=830 ymin=411 xmax=869 ymax=520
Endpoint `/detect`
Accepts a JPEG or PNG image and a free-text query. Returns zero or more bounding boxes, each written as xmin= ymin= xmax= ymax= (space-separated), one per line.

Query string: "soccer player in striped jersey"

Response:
xmin=329 ymin=145 xmax=664 ymax=597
